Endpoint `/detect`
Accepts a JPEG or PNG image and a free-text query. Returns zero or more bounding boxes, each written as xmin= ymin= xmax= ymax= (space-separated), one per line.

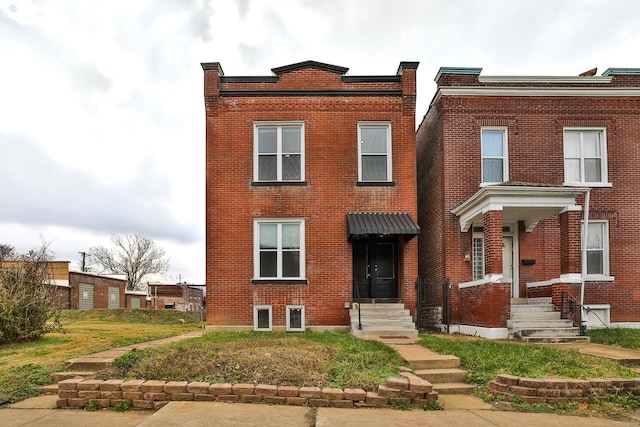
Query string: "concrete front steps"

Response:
xmin=350 ymin=303 xmax=418 ymax=337
xmin=509 ymin=299 xmax=590 ymax=344
xmin=390 ymin=344 xmax=475 ymax=395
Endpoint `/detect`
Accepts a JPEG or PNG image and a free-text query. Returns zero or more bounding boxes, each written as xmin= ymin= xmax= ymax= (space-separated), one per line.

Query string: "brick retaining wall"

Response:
xmin=490 ymin=374 xmax=640 ymax=404
xmin=57 ymin=372 xmax=437 ymax=411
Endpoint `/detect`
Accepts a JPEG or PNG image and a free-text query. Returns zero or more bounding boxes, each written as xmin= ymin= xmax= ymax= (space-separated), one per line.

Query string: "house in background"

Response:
xmin=69 ymin=271 xmax=127 ymax=309
xmin=202 ymin=60 xmax=420 ymax=334
xmin=416 ymin=66 xmax=640 ymax=341
xmin=148 ymin=283 xmax=204 ymax=314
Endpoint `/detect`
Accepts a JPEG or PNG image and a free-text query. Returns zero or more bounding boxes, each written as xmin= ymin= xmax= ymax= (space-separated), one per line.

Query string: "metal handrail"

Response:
xmin=353 ymin=278 xmax=362 ymax=330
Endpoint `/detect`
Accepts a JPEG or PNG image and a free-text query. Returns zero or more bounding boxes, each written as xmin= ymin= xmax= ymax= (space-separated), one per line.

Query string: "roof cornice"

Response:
xmin=434 ymin=67 xmax=482 ymax=82
xmin=431 ymin=86 xmax=640 ymax=105
xmin=478 ymin=75 xmax=612 ymax=84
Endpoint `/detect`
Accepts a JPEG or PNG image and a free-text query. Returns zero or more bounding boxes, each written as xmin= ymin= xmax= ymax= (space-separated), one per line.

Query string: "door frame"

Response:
xmin=352 ymin=236 xmax=399 ymax=301
xmin=502 ymin=224 xmax=519 ymax=298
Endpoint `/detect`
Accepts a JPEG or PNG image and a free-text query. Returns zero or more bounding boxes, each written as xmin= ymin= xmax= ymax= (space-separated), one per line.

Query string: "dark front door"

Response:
xmin=353 ymin=237 xmax=398 ymax=300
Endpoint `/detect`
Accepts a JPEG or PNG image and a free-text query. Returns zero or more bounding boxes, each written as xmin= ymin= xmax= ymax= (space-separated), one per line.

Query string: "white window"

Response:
xmin=472 ymin=227 xmax=484 ymax=280
xmin=254 ymin=305 xmax=272 ymax=331
xmin=481 ymin=128 xmax=508 ymax=184
xmin=358 ymin=123 xmax=392 ymax=182
xmin=583 ymin=220 xmax=611 ymax=279
xmin=564 ymin=128 xmax=608 ymax=185
xmin=254 ymin=122 xmax=304 ymax=182
xmin=286 ymin=305 xmax=305 ymax=332
xmin=254 ymin=219 xmax=305 ymax=280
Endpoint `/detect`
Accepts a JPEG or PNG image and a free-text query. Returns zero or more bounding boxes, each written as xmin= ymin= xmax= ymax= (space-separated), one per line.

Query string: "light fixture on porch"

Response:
xmin=462 ymin=248 xmax=470 ymax=262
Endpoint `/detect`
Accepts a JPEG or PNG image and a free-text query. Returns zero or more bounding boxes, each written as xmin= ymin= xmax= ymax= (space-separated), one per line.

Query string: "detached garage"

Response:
xmin=69 ymin=272 xmax=126 ymax=309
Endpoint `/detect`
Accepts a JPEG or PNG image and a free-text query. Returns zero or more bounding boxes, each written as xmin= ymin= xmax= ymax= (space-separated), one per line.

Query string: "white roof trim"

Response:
xmin=431 ymin=86 xmax=640 ymax=106
xmin=451 ymin=185 xmax=590 ymax=232
xmin=478 ymin=76 xmax=612 ymax=84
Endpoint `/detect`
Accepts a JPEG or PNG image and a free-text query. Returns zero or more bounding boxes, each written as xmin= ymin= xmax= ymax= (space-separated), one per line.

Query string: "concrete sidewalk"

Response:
xmin=3 ymin=394 xmax=634 ymax=426
xmin=5 ymin=330 xmax=640 ymax=426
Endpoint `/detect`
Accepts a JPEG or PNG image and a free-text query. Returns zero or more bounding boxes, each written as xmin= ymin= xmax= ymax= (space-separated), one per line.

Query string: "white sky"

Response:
xmin=1 ymin=0 xmax=639 ymax=284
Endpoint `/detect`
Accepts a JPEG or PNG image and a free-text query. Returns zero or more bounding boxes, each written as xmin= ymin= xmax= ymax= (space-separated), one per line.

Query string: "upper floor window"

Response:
xmin=564 ymin=128 xmax=608 ymax=185
xmin=358 ymin=123 xmax=392 ymax=183
xmin=481 ymin=128 xmax=508 ymax=184
xmin=254 ymin=122 xmax=304 ymax=182
xmin=584 ymin=220 xmax=611 ymax=279
xmin=254 ymin=219 xmax=305 ymax=281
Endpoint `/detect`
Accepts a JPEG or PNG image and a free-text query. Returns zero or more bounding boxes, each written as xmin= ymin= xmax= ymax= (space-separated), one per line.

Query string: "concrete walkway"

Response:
xmin=4 ymin=330 xmax=640 ymax=426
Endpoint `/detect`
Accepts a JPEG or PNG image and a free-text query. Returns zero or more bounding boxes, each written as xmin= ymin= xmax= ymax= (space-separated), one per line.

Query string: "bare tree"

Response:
xmin=89 ymin=234 xmax=170 ymax=291
xmin=0 ymin=244 xmax=16 ymax=262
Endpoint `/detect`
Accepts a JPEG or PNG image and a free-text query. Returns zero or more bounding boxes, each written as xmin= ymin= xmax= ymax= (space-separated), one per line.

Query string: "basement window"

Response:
xmin=286 ymin=305 xmax=305 ymax=332
xmin=253 ymin=305 xmax=272 ymax=331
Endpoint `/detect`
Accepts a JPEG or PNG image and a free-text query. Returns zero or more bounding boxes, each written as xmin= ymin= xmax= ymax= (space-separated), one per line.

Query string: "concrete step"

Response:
xmin=352 ymin=328 xmax=418 ymax=337
xmin=414 ymin=368 xmax=468 ymax=383
xmin=518 ymin=327 xmax=581 ymax=338
xmin=52 ymin=371 xmax=96 ymax=382
xmin=508 ymin=319 xmax=574 ymax=329
xmin=405 ymin=355 xmax=460 ymax=371
xmin=510 ymin=311 xmax=562 ymax=320
xmin=510 ymin=304 xmax=554 ymax=313
xmin=432 ymin=382 xmax=476 ymax=395
xmin=522 ymin=335 xmax=591 ymax=344
xmin=40 ymin=384 xmax=58 ymax=395
xmin=65 ymin=357 xmax=113 ymax=371
xmin=351 ymin=321 xmax=416 ymax=330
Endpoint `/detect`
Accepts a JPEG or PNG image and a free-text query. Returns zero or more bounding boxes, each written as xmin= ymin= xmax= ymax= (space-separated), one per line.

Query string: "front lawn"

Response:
xmin=588 ymin=328 xmax=640 ymax=350
xmin=98 ymin=331 xmax=404 ymax=391
xmin=0 ymin=309 xmax=200 ymax=404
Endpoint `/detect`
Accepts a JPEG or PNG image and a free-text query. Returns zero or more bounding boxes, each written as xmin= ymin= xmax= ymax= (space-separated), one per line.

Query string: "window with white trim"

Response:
xmin=358 ymin=123 xmax=392 ymax=182
xmin=253 ymin=305 xmax=272 ymax=331
xmin=286 ymin=305 xmax=305 ymax=331
xmin=254 ymin=122 xmax=304 ymax=182
xmin=481 ymin=128 xmax=508 ymax=183
xmin=472 ymin=226 xmax=484 ymax=280
xmin=564 ymin=128 xmax=608 ymax=185
xmin=254 ymin=219 xmax=305 ymax=280
xmin=583 ymin=220 xmax=610 ymax=278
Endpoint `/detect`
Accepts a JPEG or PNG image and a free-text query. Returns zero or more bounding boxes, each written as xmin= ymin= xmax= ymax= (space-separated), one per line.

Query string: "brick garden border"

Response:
xmin=490 ymin=374 xmax=640 ymax=404
xmin=56 ymin=372 xmax=438 ymax=411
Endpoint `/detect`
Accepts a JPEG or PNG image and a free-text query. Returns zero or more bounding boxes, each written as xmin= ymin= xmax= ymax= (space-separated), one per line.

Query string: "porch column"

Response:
xmin=559 ymin=210 xmax=581 ymax=274
xmin=483 ymin=210 xmax=503 ymax=276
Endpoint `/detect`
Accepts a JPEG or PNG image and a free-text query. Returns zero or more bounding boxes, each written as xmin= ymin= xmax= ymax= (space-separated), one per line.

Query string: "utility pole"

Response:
xmin=78 ymin=252 xmax=87 ymax=272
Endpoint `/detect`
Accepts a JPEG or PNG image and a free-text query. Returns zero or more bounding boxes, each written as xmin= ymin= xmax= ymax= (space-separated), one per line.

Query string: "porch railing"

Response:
xmin=560 ymin=291 xmax=581 ymax=332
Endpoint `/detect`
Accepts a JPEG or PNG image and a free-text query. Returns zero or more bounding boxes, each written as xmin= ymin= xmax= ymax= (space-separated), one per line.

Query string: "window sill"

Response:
xmin=251 ymin=279 xmax=308 ymax=285
xmin=584 ymin=275 xmax=615 ymax=282
xmin=562 ymin=182 xmax=613 ymax=188
xmin=251 ymin=181 xmax=307 ymax=186
xmin=356 ymin=181 xmax=395 ymax=187
xmin=479 ymin=181 xmax=505 ymax=187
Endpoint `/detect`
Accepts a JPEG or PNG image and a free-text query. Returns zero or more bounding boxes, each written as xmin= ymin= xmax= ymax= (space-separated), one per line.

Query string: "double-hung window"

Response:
xmin=564 ymin=128 xmax=608 ymax=185
xmin=583 ymin=220 xmax=611 ymax=279
xmin=254 ymin=122 xmax=304 ymax=182
xmin=358 ymin=123 xmax=392 ymax=183
xmin=254 ymin=219 xmax=305 ymax=281
xmin=481 ymin=128 xmax=508 ymax=184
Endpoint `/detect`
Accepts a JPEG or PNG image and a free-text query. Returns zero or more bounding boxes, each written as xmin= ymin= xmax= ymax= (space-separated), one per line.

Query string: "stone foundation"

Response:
xmin=489 ymin=374 xmax=640 ymax=404
xmin=57 ymin=372 xmax=437 ymax=410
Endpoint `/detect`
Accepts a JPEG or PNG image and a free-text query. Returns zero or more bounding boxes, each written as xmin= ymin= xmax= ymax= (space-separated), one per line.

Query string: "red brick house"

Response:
xmin=203 ymin=60 xmax=420 ymax=334
xmin=416 ymin=67 xmax=640 ymax=340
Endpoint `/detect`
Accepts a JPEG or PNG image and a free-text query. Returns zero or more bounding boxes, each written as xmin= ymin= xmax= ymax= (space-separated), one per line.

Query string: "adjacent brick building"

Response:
xmin=203 ymin=60 xmax=420 ymax=331
xmin=148 ymin=283 xmax=204 ymax=313
xmin=69 ymin=271 xmax=127 ymax=309
xmin=416 ymin=67 xmax=640 ymax=338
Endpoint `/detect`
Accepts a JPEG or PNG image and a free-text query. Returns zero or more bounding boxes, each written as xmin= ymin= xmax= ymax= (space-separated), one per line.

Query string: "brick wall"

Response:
xmin=458 ymin=282 xmax=510 ymax=328
xmin=204 ymin=62 xmax=419 ymax=327
xmin=69 ymin=272 xmax=126 ymax=309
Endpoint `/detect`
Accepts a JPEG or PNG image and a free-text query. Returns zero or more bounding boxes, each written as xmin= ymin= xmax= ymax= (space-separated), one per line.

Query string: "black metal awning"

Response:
xmin=347 ymin=213 xmax=420 ymax=241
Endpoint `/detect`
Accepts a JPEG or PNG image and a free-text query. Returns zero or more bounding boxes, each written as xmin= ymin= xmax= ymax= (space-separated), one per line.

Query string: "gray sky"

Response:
xmin=1 ymin=0 xmax=639 ymax=284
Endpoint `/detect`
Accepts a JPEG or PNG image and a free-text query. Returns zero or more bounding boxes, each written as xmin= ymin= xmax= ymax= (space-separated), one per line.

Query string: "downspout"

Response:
xmin=580 ymin=189 xmax=591 ymax=335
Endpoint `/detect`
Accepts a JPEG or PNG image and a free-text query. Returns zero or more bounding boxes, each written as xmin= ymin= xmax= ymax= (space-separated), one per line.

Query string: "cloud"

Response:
xmin=0 ymin=131 xmax=200 ymax=244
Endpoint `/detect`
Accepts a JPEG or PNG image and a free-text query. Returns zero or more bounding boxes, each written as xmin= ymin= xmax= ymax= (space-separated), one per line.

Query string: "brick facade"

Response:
xmin=203 ymin=61 xmax=419 ymax=329
xmin=69 ymin=272 xmax=126 ymax=309
xmin=417 ymin=67 xmax=640 ymax=333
